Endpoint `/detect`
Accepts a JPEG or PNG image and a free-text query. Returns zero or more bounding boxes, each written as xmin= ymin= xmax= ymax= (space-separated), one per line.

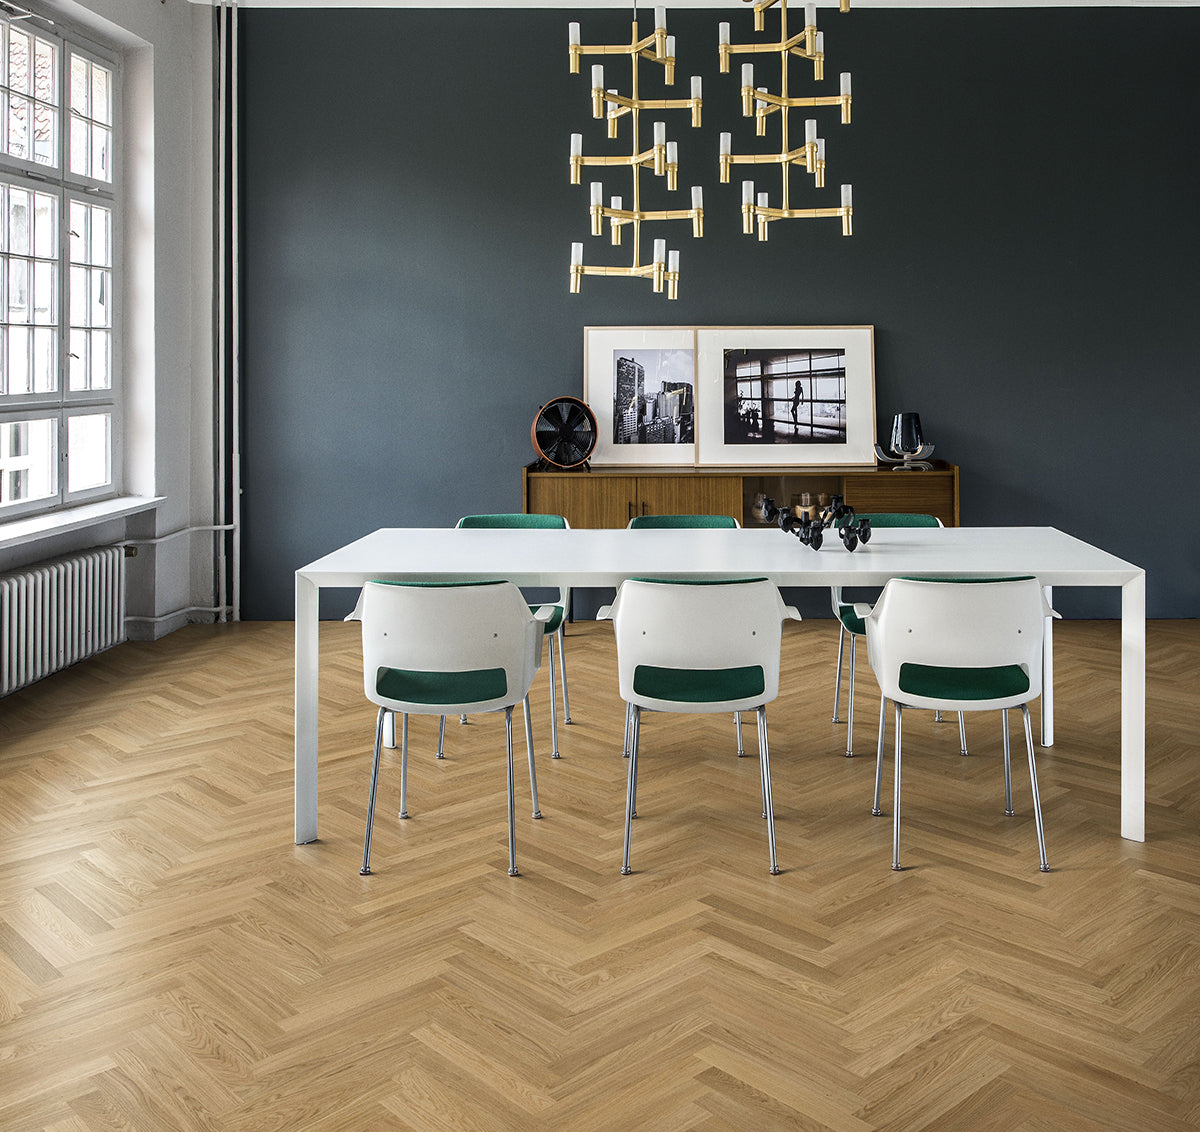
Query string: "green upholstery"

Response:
xmin=632 ymin=664 xmax=766 ymax=704
xmin=376 ymin=666 xmax=508 ymax=704
xmin=458 ymin=514 xmax=567 ymax=529
xmin=629 ymin=514 xmax=738 ymax=529
xmin=631 ymin=576 xmax=767 ymax=586
xmin=897 ymin=662 xmax=1030 ymax=702
xmin=373 ymin=579 xmax=504 ymax=588
xmin=836 ymin=603 xmax=866 ymax=635
xmin=854 ymin=512 xmax=941 ymax=528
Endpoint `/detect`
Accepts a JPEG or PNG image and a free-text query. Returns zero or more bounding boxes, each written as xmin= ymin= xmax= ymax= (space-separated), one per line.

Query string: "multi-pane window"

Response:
xmin=0 ymin=12 xmax=117 ymax=518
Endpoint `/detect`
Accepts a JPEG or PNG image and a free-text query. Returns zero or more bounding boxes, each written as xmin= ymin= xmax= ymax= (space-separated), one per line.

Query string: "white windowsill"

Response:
xmin=0 ymin=496 xmax=163 ymax=552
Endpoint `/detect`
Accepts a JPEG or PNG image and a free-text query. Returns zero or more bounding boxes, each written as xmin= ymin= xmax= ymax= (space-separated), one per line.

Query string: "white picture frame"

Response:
xmin=694 ymin=325 xmax=877 ymax=467
xmin=583 ymin=326 xmax=697 ymax=467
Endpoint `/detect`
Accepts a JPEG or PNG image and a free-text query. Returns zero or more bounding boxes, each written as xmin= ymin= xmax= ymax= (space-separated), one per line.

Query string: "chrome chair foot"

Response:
xmin=1005 ymin=807 xmax=1015 ymax=817
xmin=551 ymin=752 xmax=561 ymax=760
xmin=359 ymin=866 xmax=371 ymax=876
xmin=508 ymin=867 xmax=520 ymax=877
xmin=620 ymin=865 xmax=631 ymax=875
xmin=872 ymin=807 xmax=882 ymax=816
xmin=891 ymin=863 xmax=904 ymax=871
xmin=1039 ymin=864 xmax=1051 ymax=873
xmin=769 ymin=866 xmax=780 ymax=876
xmin=532 ymin=809 xmax=543 ymax=819
xmin=399 ymin=810 xmax=410 ymax=819
xmin=844 ymin=751 xmax=855 ymax=758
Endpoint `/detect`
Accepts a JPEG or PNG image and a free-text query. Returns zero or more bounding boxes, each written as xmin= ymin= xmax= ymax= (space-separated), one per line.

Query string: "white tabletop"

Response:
xmin=297 ymin=525 xmax=1142 ymax=590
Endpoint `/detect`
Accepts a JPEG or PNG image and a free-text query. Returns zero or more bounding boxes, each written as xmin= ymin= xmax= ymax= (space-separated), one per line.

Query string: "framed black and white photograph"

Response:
xmin=583 ymin=326 xmax=697 ymax=466
xmin=695 ymin=326 xmax=876 ymax=467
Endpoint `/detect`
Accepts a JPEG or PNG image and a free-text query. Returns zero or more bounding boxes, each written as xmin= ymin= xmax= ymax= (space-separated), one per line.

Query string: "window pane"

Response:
xmin=90 ymin=206 xmax=108 ymax=265
xmin=32 ymin=99 xmax=54 ymax=166
xmin=32 ymin=325 xmax=54 ymax=392
xmin=70 ymin=54 xmax=87 ymax=113
xmin=8 ymin=30 xmax=29 ymax=96
xmin=69 ymin=114 xmax=87 ymax=175
xmin=92 ymin=64 xmax=110 ymax=126
xmin=90 ymin=267 xmax=109 ymax=326
xmin=32 ymin=258 xmax=52 ymax=324
xmin=92 ymin=124 xmax=109 ymax=180
xmin=68 ymin=412 xmax=110 ymax=492
xmin=69 ymin=198 xmax=85 ymax=262
xmin=0 ymin=415 xmax=56 ymax=507
xmin=8 ymin=92 xmax=27 ymax=159
xmin=33 ymin=37 xmax=54 ymax=103
xmin=7 ymin=323 xmax=28 ymax=392
xmin=8 ymin=185 xmax=28 ymax=254
xmin=68 ymin=326 xmax=86 ymax=390
xmin=8 ymin=257 xmax=28 ymax=322
xmin=89 ymin=329 xmax=109 ymax=389
xmin=69 ymin=263 xmax=86 ymax=325
xmin=33 ymin=189 xmax=54 ymax=257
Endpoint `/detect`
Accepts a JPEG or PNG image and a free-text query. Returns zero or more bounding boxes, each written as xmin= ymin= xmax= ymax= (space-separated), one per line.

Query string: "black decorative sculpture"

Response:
xmin=760 ymin=494 xmax=872 ymax=551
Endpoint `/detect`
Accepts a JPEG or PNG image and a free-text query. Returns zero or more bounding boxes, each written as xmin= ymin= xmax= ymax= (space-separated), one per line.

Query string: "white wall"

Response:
xmin=0 ymin=0 xmax=215 ymax=640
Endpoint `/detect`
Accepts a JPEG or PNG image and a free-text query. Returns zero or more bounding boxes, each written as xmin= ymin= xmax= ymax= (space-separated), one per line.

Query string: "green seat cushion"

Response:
xmin=376 ymin=666 xmax=507 ymax=704
xmin=633 ymin=664 xmax=765 ymax=703
xmin=530 ymin=603 xmax=564 ymax=632
xmin=837 ymin=603 xmax=867 ymax=635
xmin=897 ymin=663 xmax=1029 ymax=702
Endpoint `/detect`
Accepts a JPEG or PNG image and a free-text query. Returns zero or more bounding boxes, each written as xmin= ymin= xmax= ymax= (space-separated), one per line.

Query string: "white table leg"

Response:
xmin=1041 ymin=585 xmax=1054 ymax=747
xmin=1121 ymin=572 xmax=1146 ymax=842
xmin=295 ymin=574 xmax=320 ymax=844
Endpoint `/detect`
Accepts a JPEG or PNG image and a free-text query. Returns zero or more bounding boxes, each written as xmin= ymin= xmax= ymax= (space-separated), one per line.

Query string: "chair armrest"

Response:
xmin=344 ymin=588 xmax=365 ymax=621
xmin=852 ymin=602 xmax=874 ymax=619
xmin=596 ymin=604 xmax=614 ymax=621
xmin=783 ymin=605 xmax=803 ymax=622
xmin=532 ymin=605 xmax=556 ymax=624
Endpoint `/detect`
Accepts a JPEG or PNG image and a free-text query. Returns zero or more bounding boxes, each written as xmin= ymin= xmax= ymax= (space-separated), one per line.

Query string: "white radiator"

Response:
xmin=0 ymin=547 xmax=125 ymax=696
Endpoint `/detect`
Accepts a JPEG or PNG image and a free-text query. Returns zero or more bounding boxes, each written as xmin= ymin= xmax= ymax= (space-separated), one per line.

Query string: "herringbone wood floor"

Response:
xmin=0 ymin=617 xmax=1197 ymax=1130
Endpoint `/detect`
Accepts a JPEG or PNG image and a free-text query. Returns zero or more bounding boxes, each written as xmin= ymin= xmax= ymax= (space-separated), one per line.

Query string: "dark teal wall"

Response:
xmin=239 ymin=7 xmax=1200 ymax=620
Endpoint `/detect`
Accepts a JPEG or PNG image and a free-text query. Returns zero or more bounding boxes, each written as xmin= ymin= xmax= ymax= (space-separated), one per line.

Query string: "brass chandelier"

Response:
xmin=719 ymin=0 xmax=854 ymax=240
xmin=568 ymin=8 xmax=704 ymax=300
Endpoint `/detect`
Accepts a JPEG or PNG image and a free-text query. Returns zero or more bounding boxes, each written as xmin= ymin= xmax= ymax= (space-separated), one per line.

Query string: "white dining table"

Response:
xmin=295 ymin=525 xmax=1145 ymax=845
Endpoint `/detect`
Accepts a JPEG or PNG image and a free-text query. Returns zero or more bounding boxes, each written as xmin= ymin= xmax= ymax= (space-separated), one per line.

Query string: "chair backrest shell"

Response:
xmin=358 ymin=580 xmax=543 ymax=714
xmin=609 ymin=578 xmax=789 ymax=713
xmin=866 ymin=577 xmax=1047 ymax=711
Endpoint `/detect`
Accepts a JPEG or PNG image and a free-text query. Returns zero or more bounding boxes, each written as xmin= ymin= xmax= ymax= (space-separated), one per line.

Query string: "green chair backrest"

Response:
xmin=854 ymin=512 xmax=940 ymax=528
xmin=628 ymin=514 xmax=738 ymax=529
xmin=457 ymin=513 xmax=567 ymax=529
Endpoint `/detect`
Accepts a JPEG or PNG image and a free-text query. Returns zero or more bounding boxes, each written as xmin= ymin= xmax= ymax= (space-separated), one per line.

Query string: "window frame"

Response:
xmin=0 ymin=16 xmax=120 ymax=523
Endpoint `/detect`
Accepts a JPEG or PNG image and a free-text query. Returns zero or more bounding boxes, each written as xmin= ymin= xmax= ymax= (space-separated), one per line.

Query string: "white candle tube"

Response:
xmin=570 ymin=133 xmax=582 ymax=157
xmin=590 ymin=182 xmax=603 ymax=206
xmin=757 ymin=192 xmax=769 ymax=208
xmin=591 ymin=64 xmax=604 ymax=89
xmin=817 ymin=137 xmax=826 ymax=161
xmin=816 ymin=31 xmax=824 ymax=54
xmin=691 ymin=75 xmax=702 ymax=100
xmin=569 ymin=22 xmax=580 ymax=46
xmin=719 ymin=22 xmax=730 ymax=46
xmin=720 ymin=132 xmax=732 ymax=155
xmin=571 ymin=242 xmax=583 ymax=266
xmin=655 ymin=6 xmax=667 ymax=32
xmin=841 ymin=184 xmax=853 ymax=208
xmin=742 ymin=63 xmax=754 ymax=87
xmin=805 ymin=119 xmax=818 ymax=145
xmin=805 ymin=3 xmax=817 ymax=28
xmin=691 ymin=185 xmax=703 ymax=209
xmin=742 ymin=180 xmax=755 ymax=205
xmin=666 ymin=35 xmax=676 ymax=58
xmin=841 ymin=72 xmax=852 ymax=96
xmin=654 ymin=121 xmax=666 ymax=146
xmin=653 ymin=238 xmax=666 ymax=264
xmin=611 ymin=195 xmax=622 ymax=211
xmin=666 ymin=141 xmax=678 ymax=164
xmin=668 ymin=250 xmax=680 ymax=273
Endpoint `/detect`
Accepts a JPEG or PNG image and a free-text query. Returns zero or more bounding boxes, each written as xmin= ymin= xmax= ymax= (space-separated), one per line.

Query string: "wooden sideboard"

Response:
xmin=523 ymin=462 xmax=960 ymax=529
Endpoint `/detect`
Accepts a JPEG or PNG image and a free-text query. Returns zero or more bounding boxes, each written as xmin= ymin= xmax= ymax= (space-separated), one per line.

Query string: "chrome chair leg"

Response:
xmin=1022 ymin=704 xmax=1050 ymax=872
xmin=735 ymin=711 xmax=746 ymax=756
xmin=935 ymin=709 xmax=944 ymax=723
xmin=622 ymin=700 xmax=632 ymax=758
xmin=832 ymin=624 xmax=846 ymax=723
xmin=360 ymin=706 xmax=387 ymax=875
xmin=873 ymin=693 xmax=886 ymax=816
xmin=1002 ymin=708 xmax=1014 ymax=816
xmin=505 ymin=706 xmax=518 ymax=876
xmin=557 ymin=625 xmax=572 ymax=724
xmin=547 ymin=631 xmax=561 ymax=759
xmin=892 ymin=702 xmax=904 ymax=870
xmin=621 ymin=705 xmax=640 ymax=874
xmin=758 ymin=706 xmax=779 ymax=874
xmin=436 ymin=714 xmax=446 ymax=759
xmin=399 ymin=713 xmax=410 ymax=819
xmin=523 ymin=695 xmax=541 ymax=819
xmin=845 ymin=633 xmax=857 ymax=757
xmin=958 ymin=711 xmax=968 ymax=757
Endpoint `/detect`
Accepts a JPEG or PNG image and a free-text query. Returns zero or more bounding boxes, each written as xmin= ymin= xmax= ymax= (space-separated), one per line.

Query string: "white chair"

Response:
xmin=601 ymin=578 xmax=801 ymax=876
xmin=625 ymin=513 xmax=749 ymax=758
xmin=830 ymin=513 xmax=967 ymax=759
xmin=351 ymin=579 xmax=548 ymax=877
xmin=863 ymin=576 xmax=1057 ymax=872
xmin=442 ymin=514 xmax=572 ymax=761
